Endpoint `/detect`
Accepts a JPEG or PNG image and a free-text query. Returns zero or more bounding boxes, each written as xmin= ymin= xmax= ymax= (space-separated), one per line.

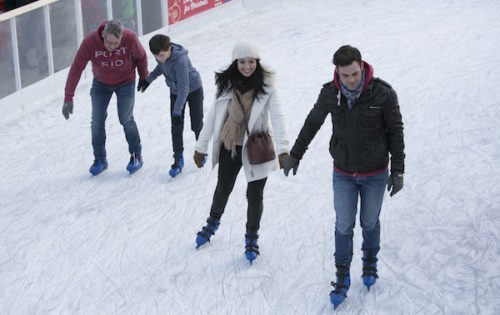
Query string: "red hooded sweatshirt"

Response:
xmin=64 ymin=22 xmax=148 ymax=102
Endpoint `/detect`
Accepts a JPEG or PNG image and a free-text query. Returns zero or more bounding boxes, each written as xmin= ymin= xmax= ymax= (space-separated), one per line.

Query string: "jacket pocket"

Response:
xmin=332 ymin=109 xmax=345 ymax=129
xmin=330 ymin=136 xmax=347 ymax=164
xmin=361 ymin=107 xmax=382 ymax=128
xmin=360 ymin=138 xmax=387 ymax=169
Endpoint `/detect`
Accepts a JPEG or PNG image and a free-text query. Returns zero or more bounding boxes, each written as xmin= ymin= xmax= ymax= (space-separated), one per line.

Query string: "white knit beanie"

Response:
xmin=231 ymin=41 xmax=260 ymax=61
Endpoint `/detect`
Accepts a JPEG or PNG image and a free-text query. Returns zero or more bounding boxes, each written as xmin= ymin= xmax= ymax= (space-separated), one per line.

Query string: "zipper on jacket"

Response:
xmin=339 ymin=93 xmax=355 ymax=173
xmin=348 ymin=110 xmax=354 ymax=173
xmin=350 ymin=100 xmax=359 ymax=173
xmin=107 ymin=52 xmax=112 ymax=82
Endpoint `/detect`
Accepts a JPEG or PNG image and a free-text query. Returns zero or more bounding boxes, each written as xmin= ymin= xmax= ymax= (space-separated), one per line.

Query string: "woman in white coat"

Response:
xmin=193 ymin=41 xmax=289 ymax=264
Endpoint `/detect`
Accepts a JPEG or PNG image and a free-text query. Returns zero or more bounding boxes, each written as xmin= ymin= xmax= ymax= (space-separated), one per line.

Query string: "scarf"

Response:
xmin=340 ymin=70 xmax=366 ymax=110
xmin=220 ymin=89 xmax=254 ymax=157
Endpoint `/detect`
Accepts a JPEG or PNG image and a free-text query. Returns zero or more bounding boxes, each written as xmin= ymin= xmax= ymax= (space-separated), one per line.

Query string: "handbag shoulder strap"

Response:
xmin=235 ymin=92 xmax=251 ymax=136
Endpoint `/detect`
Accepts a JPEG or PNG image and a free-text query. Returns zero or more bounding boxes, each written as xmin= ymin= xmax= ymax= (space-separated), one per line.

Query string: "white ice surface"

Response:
xmin=1 ymin=0 xmax=500 ymax=314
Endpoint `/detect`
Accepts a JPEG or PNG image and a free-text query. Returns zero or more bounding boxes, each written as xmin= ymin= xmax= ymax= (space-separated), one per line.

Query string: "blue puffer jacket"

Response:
xmin=146 ymin=43 xmax=202 ymax=115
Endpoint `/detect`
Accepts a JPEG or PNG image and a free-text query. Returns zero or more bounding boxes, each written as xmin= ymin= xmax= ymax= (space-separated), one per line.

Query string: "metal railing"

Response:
xmin=0 ymin=0 xmax=166 ymax=99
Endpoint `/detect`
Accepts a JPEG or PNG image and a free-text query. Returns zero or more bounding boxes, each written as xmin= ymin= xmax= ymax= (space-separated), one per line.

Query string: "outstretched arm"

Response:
xmin=290 ymin=88 xmax=331 ymax=160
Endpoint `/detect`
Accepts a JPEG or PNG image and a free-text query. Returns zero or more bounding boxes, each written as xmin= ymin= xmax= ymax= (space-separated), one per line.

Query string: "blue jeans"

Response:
xmin=170 ymin=87 xmax=204 ymax=159
xmin=90 ymin=79 xmax=141 ymax=160
xmin=333 ymin=170 xmax=388 ymax=267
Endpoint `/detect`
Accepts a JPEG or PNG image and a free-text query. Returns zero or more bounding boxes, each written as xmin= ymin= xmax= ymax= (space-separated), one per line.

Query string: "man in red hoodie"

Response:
xmin=62 ymin=20 xmax=148 ymax=175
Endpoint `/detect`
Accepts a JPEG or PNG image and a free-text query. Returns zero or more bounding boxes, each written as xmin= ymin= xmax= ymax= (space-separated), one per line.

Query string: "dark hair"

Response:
xmin=215 ymin=60 xmax=271 ymax=99
xmin=149 ymin=34 xmax=171 ymax=55
xmin=333 ymin=45 xmax=362 ymax=67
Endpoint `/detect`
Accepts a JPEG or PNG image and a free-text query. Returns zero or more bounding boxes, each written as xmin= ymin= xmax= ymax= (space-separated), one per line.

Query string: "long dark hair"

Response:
xmin=215 ymin=59 xmax=272 ymax=100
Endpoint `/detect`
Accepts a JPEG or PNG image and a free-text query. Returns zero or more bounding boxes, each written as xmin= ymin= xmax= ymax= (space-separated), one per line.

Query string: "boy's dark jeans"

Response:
xmin=170 ymin=87 xmax=204 ymax=160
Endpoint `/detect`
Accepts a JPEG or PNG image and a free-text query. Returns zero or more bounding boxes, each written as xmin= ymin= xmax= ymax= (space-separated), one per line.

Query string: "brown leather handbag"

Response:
xmin=246 ymin=130 xmax=275 ymax=164
xmin=237 ymin=94 xmax=276 ymax=165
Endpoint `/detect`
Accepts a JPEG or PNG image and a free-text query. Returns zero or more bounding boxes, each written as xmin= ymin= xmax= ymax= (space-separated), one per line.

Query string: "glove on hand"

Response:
xmin=62 ymin=101 xmax=73 ymax=120
xmin=278 ymin=153 xmax=288 ymax=169
xmin=172 ymin=113 xmax=182 ymax=127
xmin=283 ymin=155 xmax=299 ymax=176
xmin=193 ymin=151 xmax=207 ymax=168
xmin=387 ymin=172 xmax=404 ymax=197
xmin=137 ymin=79 xmax=150 ymax=92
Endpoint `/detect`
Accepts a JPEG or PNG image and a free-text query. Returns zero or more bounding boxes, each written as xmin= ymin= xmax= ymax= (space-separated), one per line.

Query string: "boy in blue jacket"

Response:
xmin=138 ymin=34 xmax=204 ymax=177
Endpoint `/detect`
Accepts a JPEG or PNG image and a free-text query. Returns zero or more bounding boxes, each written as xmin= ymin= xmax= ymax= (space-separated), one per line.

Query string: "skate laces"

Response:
xmin=171 ymin=156 xmax=184 ymax=169
xmin=331 ymin=268 xmax=350 ymax=296
xmin=129 ymin=153 xmax=139 ymax=164
xmin=362 ymin=253 xmax=379 ymax=278
xmin=197 ymin=218 xmax=219 ymax=240
xmin=245 ymin=234 xmax=260 ymax=255
xmin=128 ymin=153 xmax=142 ymax=165
xmin=92 ymin=159 xmax=106 ymax=167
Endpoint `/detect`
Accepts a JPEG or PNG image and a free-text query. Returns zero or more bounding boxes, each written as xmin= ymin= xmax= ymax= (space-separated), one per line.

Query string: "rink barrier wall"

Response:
xmin=0 ymin=0 xmax=277 ymax=121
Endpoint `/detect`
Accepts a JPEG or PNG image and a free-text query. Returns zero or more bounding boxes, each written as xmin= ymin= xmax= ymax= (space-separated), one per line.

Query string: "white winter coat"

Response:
xmin=195 ymin=83 xmax=289 ymax=182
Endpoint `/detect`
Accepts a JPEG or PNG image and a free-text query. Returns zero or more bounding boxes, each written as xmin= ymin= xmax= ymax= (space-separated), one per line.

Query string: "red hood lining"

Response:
xmin=333 ymin=61 xmax=374 ymax=93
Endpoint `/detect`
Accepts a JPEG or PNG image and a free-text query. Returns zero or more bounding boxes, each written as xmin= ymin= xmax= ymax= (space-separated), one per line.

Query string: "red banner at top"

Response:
xmin=168 ymin=0 xmax=231 ymax=25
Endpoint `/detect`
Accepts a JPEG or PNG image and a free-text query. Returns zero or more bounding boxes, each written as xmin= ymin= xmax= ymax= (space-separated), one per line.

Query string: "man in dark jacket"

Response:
xmin=137 ymin=34 xmax=204 ymax=178
xmin=283 ymin=45 xmax=405 ymax=309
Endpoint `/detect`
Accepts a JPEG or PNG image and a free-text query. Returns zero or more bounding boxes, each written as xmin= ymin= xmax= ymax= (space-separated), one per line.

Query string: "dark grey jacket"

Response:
xmin=290 ymin=64 xmax=405 ymax=174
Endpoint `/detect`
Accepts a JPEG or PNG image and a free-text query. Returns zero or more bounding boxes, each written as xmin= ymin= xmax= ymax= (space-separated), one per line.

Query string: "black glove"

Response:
xmin=62 ymin=101 xmax=73 ymax=120
xmin=172 ymin=114 xmax=182 ymax=127
xmin=283 ymin=155 xmax=299 ymax=176
xmin=137 ymin=78 xmax=150 ymax=92
xmin=387 ymin=172 xmax=404 ymax=197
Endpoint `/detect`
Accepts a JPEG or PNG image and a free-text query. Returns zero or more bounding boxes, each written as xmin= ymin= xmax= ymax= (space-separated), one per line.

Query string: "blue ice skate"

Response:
xmin=362 ymin=252 xmax=378 ymax=291
xmin=196 ymin=217 xmax=220 ymax=248
xmin=89 ymin=158 xmax=108 ymax=176
xmin=245 ymin=229 xmax=260 ymax=265
xmin=330 ymin=266 xmax=350 ymax=310
xmin=126 ymin=153 xmax=143 ymax=174
xmin=169 ymin=156 xmax=184 ymax=178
